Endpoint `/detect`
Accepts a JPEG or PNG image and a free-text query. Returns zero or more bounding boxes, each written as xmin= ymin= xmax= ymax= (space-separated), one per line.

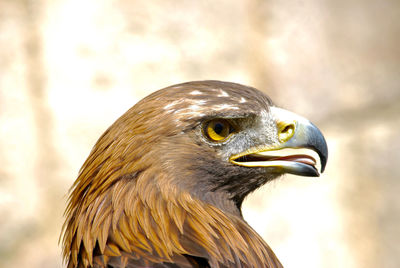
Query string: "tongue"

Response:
xmin=274 ymin=155 xmax=316 ymax=166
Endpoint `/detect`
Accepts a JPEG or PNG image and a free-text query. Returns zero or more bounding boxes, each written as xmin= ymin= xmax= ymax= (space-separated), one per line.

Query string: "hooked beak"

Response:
xmin=230 ymin=107 xmax=328 ymax=177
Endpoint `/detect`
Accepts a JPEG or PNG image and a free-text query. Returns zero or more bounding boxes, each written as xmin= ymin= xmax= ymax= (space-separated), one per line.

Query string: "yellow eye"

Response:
xmin=205 ymin=119 xmax=232 ymax=142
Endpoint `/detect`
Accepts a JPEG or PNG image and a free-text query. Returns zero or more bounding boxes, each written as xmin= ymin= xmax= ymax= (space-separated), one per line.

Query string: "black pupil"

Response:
xmin=214 ymin=122 xmax=224 ymax=135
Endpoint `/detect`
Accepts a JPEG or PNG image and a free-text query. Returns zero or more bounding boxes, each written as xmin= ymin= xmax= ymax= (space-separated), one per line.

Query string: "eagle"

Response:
xmin=61 ymin=80 xmax=328 ymax=268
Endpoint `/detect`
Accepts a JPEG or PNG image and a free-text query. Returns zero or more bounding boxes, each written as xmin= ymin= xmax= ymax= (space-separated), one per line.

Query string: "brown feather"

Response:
xmin=61 ymin=81 xmax=284 ymax=268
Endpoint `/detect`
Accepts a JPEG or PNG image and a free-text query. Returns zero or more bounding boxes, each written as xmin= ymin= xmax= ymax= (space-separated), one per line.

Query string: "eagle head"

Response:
xmin=62 ymin=80 xmax=328 ymax=268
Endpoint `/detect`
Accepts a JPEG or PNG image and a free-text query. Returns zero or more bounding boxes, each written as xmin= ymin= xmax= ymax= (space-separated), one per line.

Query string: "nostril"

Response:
xmin=278 ymin=122 xmax=295 ymax=142
xmin=282 ymin=125 xmax=292 ymax=133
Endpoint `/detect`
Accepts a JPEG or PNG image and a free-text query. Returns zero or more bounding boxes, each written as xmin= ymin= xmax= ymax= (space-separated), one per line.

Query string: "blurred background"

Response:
xmin=1 ymin=0 xmax=399 ymax=267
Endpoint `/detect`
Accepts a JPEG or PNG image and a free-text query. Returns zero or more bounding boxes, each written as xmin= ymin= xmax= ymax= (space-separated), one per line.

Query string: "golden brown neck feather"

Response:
xmin=62 ymin=165 xmax=282 ymax=267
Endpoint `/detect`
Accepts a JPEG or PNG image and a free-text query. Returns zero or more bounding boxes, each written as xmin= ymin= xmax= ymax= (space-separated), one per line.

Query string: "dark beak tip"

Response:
xmin=321 ymin=162 xmax=326 ymax=173
xmin=309 ymin=122 xmax=328 ymax=175
xmin=319 ymin=144 xmax=328 ymax=174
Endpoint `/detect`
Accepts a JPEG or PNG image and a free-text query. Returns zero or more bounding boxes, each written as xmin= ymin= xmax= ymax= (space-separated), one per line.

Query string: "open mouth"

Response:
xmin=230 ymin=148 xmax=322 ymax=177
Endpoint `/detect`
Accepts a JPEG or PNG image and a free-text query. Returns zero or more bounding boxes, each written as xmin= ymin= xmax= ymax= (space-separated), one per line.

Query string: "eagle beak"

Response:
xmin=230 ymin=107 xmax=328 ymax=177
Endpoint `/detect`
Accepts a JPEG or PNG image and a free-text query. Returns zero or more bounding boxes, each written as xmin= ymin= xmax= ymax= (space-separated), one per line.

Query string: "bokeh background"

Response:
xmin=1 ymin=0 xmax=400 ymax=267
